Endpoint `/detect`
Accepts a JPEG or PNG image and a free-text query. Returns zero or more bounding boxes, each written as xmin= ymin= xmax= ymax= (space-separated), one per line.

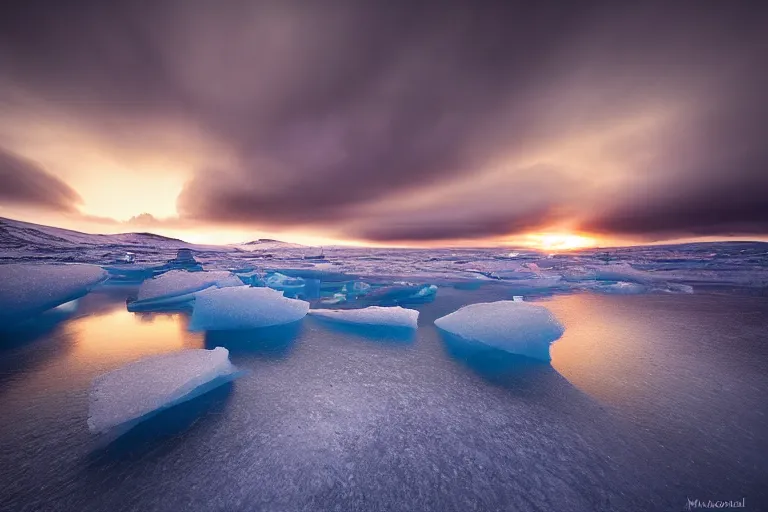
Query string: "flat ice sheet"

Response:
xmin=88 ymin=347 xmax=237 ymax=434
xmin=309 ymin=306 xmax=419 ymax=328
xmin=134 ymin=270 xmax=242 ymax=304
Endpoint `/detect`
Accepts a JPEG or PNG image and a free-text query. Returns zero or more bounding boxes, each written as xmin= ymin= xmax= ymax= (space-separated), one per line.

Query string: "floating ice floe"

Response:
xmin=361 ymin=283 xmax=438 ymax=306
xmin=589 ymin=281 xmax=648 ymax=294
xmin=321 ymin=293 xmax=347 ymax=305
xmin=102 ymin=263 xmax=166 ymax=284
xmin=309 ymin=306 xmax=419 ymax=328
xmin=659 ymin=283 xmax=694 ymax=294
xmin=129 ymin=270 xmax=242 ymax=311
xmin=587 ymin=263 xmax=659 ymax=284
xmin=0 ymin=264 xmax=107 ymax=324
xmin=265 ymin=272 xmax=306 ymax=296
xmin=189 ymin=286 xmax=309 ymax=331
xmin=88 ymin=347 xmax=239 ymax=435
xmin=434 ymin=301 xmax=564 ymax=361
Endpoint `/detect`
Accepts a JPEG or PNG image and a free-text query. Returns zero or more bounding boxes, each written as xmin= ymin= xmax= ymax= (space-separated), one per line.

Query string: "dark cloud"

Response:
xmin=1 ymin=1 xmax=767 ymax=241
xmin=0 ymin=148 xmax=82 ymax=211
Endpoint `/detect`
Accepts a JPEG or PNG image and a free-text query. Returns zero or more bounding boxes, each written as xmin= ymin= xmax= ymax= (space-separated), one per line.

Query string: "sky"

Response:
xmin=0 ymin=1 xmax=766 ymax=248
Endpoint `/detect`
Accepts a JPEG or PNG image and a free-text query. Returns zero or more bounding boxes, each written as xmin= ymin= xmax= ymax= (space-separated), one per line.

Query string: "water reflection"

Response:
xmin=1 ymin=290 xmax=205 ymax=398
xmin=547 ymin=294 xmax=661 ymax=404
xmin=439 ymin=330 xmax=588 ymax=404
xmin=204 ymin=322 xmax=303 ymax=359
xmin=310 ymin=317 xmax=416 ymax=344
xmin=69 ymin=308 xmax=204 ymax=369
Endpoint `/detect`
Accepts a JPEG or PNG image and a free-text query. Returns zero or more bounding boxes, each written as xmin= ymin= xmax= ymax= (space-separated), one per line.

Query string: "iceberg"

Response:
xmin=164 ymin=248 xmax=203 ymax=271
xmin=0 ymin=264 xmax=107 ymax=324
xmin=189 ymin=286 xmax=309 ymax=331
xmin=434 ymin=301 xmax=564 ymax=361
xmin=88 ymin=347 xmax=238 ymax=435
xmin=129 ymin=270 xmax=242 ymax=311
xmin=309 ymin=306 xmax=419 ymax=328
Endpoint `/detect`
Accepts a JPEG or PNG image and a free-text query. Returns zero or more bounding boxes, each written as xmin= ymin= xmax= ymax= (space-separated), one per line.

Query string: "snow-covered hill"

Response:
xmin=0 ymin=217 xmax=230 ymax=263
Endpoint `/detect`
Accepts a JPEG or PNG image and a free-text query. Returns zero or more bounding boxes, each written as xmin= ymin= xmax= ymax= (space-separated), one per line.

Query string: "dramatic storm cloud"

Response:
xmin=0 ymin=1 xmax=766 ymax=244
xmin=0 ymin=148 xmax=81 ymax=211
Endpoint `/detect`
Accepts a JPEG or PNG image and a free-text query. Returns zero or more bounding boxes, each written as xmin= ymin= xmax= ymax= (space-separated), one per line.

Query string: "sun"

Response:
xmin=523 ymin=232 xmax=597 ymax=251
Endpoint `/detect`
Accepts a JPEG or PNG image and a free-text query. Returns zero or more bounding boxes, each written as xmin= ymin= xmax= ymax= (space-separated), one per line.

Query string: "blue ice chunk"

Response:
xmin=435 ymin=301 xmax=564 ymax=361
xmin=189 ymin=286 xmax=309 ymax=331
xmin=88 ymin=347 xmax=239 ymax=435
xmin=321 ymin=293 xmax=347 ymax=305
xmin=265 ymin=272 xmax=306 ymax=297
xmin=343 ymin=281 xmax=371 ymax=297
xmin=361 ymin=283 xmax=438 ymax=306
xmin=234 ymin=269 xmax=265 ymax=287
xmin=0 ymin=264 xmax=107 ymax=325
xmin=270 ymin=268 xmax=355 ymax=282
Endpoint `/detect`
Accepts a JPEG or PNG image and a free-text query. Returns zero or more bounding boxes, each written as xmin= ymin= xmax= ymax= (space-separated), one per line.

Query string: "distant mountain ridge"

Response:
xmin=0 ymin=217 xmax=308 ymax=256
xmin=0 ymin=216 xmax=202 ymax=251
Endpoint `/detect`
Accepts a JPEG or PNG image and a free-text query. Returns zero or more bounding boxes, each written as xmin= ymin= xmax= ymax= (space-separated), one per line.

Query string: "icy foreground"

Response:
xmin=189 ymin=286 xmax=309 ymax=331
xmin=309 ymin=306 xmax=419 ymax=328
xmin=435 ymin=301 xmax=564 ymax=361
xmin=130 ymin=270 xmax=242 ymax=310
xmin=88 ymin=347 xmax=237 ymax=434
xmin=0 ymin=264 xmax=107 ymax=324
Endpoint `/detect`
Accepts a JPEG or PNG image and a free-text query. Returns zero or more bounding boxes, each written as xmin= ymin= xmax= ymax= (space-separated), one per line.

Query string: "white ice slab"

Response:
xmin=132 ymin=270 xmax=242 ymax=308
xmin=434 ymin=301 xmax=564 ymax=361
xmin=189 ymin=286 xmax=309 ymax=331
xmin=88 ymin=347 xmax=237 ymax=434
xmin=309 ymin=306 xmax=419 ymax=328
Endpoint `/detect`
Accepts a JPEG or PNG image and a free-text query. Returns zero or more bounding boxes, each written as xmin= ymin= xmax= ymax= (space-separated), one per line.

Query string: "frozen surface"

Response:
xmin=309 ymin=306 xmax=419 ymax=328
xmin=0 ymin=263 xmax=107 ymax=324
xmin=4 ymin=217 xmax=768 ymax=298
xmin=131 ymin=270 xmax=242 ymax=309
xmin=435 ymin=301 xmax=564 ymax=361
xmin=189 ymin=286 xmax=309 ymax=331
xmin=0 ymin=289 xmax=766 ymax=512
xmin=87 ymin=347 xmax=237 ymax=434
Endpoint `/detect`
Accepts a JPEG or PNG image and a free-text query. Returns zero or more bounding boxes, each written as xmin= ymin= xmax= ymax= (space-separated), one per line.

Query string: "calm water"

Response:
xmin=0 ymin=287 xmax=766 ymax=511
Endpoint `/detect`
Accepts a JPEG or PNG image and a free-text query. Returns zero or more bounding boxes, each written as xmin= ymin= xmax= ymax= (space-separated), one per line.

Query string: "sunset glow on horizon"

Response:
xmin=1 ymin=2 xmax=766 ymax=248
